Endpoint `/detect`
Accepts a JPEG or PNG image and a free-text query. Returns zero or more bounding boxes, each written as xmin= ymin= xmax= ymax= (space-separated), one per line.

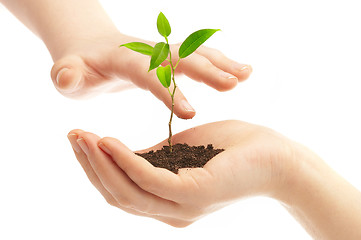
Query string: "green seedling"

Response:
xmin=120 ymin=12 xmax=219 ymax=152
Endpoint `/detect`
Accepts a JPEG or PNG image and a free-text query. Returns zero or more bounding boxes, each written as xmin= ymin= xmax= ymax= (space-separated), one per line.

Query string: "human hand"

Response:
xmin=51 ymin=32 xmax=252 ymax=119
xmin=67 ymin=120 xmax=300 ymax=227
xmin=1 ymin=0 xmax=251 ymax=119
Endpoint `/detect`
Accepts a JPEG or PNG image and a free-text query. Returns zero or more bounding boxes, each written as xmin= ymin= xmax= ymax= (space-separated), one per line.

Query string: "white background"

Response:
xmin=1 ymin=0 xmax=360 ymax=239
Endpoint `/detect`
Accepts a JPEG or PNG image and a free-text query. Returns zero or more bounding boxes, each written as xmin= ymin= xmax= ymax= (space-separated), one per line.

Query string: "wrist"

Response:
xmin=43 ymin=15 xmax=119 ymax=61
xmin=270 ymin=141 xmax=324 ymax=206
xmin=46 ymin=25 xmax=121 ymax=61
xmin=272 ymin=141 xmax=361 ymax=239
xmin=13 ymin=0 xmax=120 ymax=61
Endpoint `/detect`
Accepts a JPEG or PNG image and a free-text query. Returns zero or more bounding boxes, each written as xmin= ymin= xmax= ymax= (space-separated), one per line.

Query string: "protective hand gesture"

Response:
xmin=67 ymin=120 xmax=296 ymax=227
xmin=52 ymin=34 xmax=252 ymax=119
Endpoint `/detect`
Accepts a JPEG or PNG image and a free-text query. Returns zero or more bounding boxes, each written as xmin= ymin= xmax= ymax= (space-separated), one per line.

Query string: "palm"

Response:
xmin=138 ymin=120 xmax=293 ymax=205
xmin=68 ymin=120 xmax=292 ymax=227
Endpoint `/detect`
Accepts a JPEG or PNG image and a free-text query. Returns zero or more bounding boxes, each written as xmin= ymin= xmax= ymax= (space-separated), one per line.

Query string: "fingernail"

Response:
xmin=98 ymin=142 xmax=111 ymax=155
xmin=77 ymin=138 xmax=89 ymax=155
xmin=56 ymin=68 xmax=69 ymax=85
xmin=238 ymin=64 xmax=252 ymax=74
xmin=67 ymin=133 xmax=81 ymax=153
xmin=181 ymin=100 xmax=195 ymax=112
xmin=220 ymin=71 xmax=238 ymax=81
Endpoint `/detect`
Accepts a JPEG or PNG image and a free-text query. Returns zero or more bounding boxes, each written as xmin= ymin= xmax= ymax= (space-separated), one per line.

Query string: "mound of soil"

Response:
xmin=136 ymin=143 xmax=224 ymax=174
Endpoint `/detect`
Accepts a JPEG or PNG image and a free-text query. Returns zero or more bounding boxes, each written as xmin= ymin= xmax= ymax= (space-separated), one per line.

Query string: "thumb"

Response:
xmin=51 ymin=56 xmax=84 ymax=95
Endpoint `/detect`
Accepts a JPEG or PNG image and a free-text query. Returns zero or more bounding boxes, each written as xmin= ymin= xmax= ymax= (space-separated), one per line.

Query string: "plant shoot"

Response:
xmin=120 ymin=12 xmax=219 ymax=152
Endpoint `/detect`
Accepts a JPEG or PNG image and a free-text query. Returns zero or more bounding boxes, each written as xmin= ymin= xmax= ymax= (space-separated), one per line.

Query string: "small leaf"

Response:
xmin=149 ymin=42 xmax=169 ymax=71
xmin=157 ymin=12 xmax=171 ymax=38
xmin=179 ymin=29 xmax=220 ymax=59
xmin=119 ymin=42 xmax=153 ymax=56
xmin=156 ymin=65 xmax=171 ymax=88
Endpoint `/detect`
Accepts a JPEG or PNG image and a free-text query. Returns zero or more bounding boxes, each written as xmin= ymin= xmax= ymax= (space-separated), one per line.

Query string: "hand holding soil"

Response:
xmin=68 ymin=120 xmax=361 ymax=239
xmin=67 ymin=120 xmax=303 ymax=227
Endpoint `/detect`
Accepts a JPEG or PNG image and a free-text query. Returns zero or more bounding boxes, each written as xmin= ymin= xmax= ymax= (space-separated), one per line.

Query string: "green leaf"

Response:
xmin=156 ymin=65 xmax=171 ymax=88
xmin=157 ymin=12 xmax=171 ymax=38
xmin=119 ymin=42 xmax=153 ymax=56
xmin=178 ymin=29 xmax=220 ymax=59
xmin=149 ymin=42 xmax=169 ymax=71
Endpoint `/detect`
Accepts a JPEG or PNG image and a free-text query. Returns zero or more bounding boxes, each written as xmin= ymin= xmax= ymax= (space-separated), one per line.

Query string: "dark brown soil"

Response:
xmin=136 ymin=143 xmax=224 ymax=174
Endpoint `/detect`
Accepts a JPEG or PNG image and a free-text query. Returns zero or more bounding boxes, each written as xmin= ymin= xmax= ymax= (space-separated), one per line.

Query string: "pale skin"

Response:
xmin=67 ymin=120 xmax=361 ymax=239
xmin=2 ymin=1 xmax=361 ymax=238
xmin=0 ymin=0 xmax=251 ymax=119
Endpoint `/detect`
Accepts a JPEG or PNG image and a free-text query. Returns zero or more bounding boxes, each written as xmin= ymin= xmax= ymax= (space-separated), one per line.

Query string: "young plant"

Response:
xmin=120 ymin=12 xmax=219 ymax=152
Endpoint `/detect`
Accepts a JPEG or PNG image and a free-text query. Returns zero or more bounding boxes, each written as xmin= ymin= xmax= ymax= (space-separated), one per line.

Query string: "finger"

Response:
xmin=98 ymin=137 xmax=188 ymax=202
xmin=67 ymin=130 xmax=119 ymax=207
xmin=149 ymin=83 xmax=196 ymax=120
xmin=51 ymin=55 xmax=85 ymax=96
xmin=195 ymin=45 xmax=252 ymax=82
xmin=67 ymin=131 xmax=191 ymax=225
xmin=98 ymin=137 xmax=218 ymax=221
xmin=177 ymin=52 xmax=238 ymax=91
xmin=76 ymin=132 xmax=184 ymax=217
xmin=123 ymin=56 xmax=196 ymax=119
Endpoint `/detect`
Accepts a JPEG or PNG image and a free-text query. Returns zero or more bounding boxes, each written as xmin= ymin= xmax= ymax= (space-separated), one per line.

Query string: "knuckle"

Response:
xmin=109 ymin=192 xmax=134 ymax=208
xmin=115 ymin=196 xmax=132 ymax=209
xmin=136 ymin=199 xmax=155 ymax=214
xmin=182 ymin=207 xmax=204 ymax=222
xmin=105 ymin=197 xmax=118 ymax=207
xmin=127 ymin=56 xmax=148 ymax=73
xmin=199 ymin=57 xmax=214 ymax=69
xmin=213 ymin=48 xmax=225 ymax=57
xmin=138 ymin=178 xmax=156 ymax=193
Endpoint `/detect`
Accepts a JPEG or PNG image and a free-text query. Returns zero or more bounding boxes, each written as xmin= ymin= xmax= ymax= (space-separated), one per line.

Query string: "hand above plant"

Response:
xmin=50 ymin=27 xmax=251 ymax=120
xmin=1 ymin=0 xmax=251 ymax=119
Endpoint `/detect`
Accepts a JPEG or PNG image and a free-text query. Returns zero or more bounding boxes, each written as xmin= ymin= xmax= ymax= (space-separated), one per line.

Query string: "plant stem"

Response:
xmin=168 ymin=90 xmax=174 ymax=152
xmin=168 ymin=68 xmax=177 ymax=152
xmin=164 ymin=36 xmax=182 ymax=152
xmin=167 ymin=45 xmax=177 ymax=152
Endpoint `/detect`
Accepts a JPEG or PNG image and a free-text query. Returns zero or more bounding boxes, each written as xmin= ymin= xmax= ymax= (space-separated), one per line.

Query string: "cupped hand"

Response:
xmin=52 ymin=33 xmax=252 ymax=119
xmin=67 ymin=120 xmax=300 ymax=227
